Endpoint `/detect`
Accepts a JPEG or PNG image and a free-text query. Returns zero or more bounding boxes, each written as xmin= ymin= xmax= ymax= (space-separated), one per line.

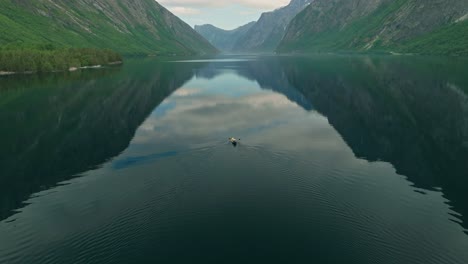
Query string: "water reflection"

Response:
xmin=0 ymin=60 xmax=201 ymax=220
xmin=1 ymin=55 xmax=468 ymax=264
xmin=192 ymin=56 xmax=313 ymax=110
xmin=162 ymin=55 xmax=468 ymax=232
xmin=280 ymin=55 xmax=468 ymax=231
xmin=107 ymin=56 xmax=468 ymax=263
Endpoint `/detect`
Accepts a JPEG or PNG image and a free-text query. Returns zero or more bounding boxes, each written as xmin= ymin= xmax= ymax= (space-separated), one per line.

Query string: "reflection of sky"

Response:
xmin=171 ymin=58 xmax=255 ymax=63
xmin=128 ymin=71 xmax=324 ymax=154
xmin=183 ymin=72 xmax=260 ymax=97
xmin=152 ymin=101 xmax=177 ymax=118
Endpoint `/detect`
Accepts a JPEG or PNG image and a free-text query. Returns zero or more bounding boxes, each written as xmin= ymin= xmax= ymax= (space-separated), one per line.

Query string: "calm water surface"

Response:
xmin=1 ymin=55 xmax=468 ymax=263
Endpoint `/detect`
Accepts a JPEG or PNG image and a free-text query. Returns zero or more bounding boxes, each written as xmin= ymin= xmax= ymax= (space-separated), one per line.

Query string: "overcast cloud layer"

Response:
xmin=159 ymin=0 xmax=289 ymax=29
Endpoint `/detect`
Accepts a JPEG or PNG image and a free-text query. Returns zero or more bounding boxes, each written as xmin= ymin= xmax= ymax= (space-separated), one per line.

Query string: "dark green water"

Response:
xmin=1 ymin=55 xmax=468 ymax=263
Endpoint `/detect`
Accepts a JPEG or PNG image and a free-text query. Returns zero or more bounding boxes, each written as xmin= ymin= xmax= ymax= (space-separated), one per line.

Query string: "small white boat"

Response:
xmin=228 ymin=137 xmax=240 ymax=146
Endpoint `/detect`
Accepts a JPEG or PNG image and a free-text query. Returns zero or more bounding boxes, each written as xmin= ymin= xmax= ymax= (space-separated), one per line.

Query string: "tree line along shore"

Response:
xmin=0 ymin=46 xmax=123 ymax=75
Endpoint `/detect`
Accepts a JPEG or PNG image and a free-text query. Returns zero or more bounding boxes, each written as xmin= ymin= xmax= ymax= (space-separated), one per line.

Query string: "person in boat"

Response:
xmin=228 ymin=137 xmax=240 ymax=146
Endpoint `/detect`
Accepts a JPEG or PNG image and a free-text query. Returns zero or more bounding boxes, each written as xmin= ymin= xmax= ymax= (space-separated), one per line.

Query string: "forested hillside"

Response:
xmin=0 ymin=0 xmax=217 ymax=56
xmin=278 ymin=0 xmax=468 ymax=55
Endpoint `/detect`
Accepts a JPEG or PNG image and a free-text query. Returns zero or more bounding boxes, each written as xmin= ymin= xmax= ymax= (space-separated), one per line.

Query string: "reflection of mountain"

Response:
xmin=281 ymin=55 xmax=468 ymax=230
xmin=193 ymin=57 xmax=312 ymax=110
xmin=0 ymin=60 xmax=199 ymax=220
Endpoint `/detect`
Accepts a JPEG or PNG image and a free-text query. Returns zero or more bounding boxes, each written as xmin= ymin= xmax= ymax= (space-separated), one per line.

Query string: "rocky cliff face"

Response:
xmin=232 ymin=0 xmax=312 ymax=52
xmin=194 ymin=22 xmax=255 ymax=52
xmin=278 ymin=0 xmax=468 ymax=55
xmin=0 ymin=0 xmax=217 ymax=55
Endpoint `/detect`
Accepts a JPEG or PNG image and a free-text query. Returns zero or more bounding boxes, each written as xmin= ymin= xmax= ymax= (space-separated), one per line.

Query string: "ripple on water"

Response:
xmin=2 ymin=136 xmax=468 ymax=263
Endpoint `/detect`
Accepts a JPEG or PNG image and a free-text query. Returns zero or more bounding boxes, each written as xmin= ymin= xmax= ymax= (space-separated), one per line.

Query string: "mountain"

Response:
xmin=194 ymin=22 xmax=255 ymax=52
xmin=0 ymin=0 xmax=217 ymax=55
xmin=278 ymin=0 xmax=468 ymax=55
xmin=232 ymin=0 xmax=312 ymax=52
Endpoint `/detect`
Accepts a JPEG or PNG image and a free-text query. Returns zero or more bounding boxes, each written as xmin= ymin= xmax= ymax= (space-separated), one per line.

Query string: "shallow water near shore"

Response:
xmin=1 ymin=55 xmax=468 ymax=263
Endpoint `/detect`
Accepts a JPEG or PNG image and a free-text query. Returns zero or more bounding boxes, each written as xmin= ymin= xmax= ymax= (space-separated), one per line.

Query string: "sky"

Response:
xmin=158 ymin=0 xmax=290 ymax=30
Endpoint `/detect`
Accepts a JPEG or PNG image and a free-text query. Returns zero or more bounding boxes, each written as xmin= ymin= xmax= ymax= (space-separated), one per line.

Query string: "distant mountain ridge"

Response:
xmin=195 ymin=0 xmax=311 ymax=53
xmin=278 ymin=0 xmax=468 ymax=55
xmin=0 ymin=0 xmax=217 ymax=55
xmin=194 ymin=22 xmax=255 ymax=52
xmin=233 ymin=0 xmax=312 ymax=52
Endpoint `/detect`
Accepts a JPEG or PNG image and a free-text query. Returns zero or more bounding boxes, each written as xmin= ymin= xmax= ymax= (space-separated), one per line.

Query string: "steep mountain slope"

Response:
xmin=232 ymin=0 xmax=312 ymax=52
xmin=397 ymin=20 xmax=468 ymax=56
xmin=0 ymin=0 xmax=217 ymax=55
xmin=278 ymin=0 xmax=468 ymax=55
xmin=194 ymin=22 xmax=255 ymax=52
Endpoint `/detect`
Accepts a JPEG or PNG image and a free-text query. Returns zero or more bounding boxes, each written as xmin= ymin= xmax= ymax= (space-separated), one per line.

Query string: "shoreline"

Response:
xmin=0 ymin=61 xmax=123 ymax=77
xmin=0 ymin=71 xmax=15 ymax=76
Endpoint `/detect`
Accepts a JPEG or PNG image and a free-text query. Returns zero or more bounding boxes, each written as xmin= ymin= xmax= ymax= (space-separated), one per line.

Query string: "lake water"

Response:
xmin=1 ymin=55 xmax=468 ymax=263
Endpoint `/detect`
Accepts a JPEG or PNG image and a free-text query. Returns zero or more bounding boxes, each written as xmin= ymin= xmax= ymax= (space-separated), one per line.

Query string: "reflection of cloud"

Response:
xmin=244 ymin=93 xmax=299 ymax=108
xmin=133 ymin=87 xmax=298 ymax=144
xmin=173 ymin=88 xmax=202 ymax=96
xmin=169 ymin=91 xmax=298 ymax=115
xmin=130 ymin=72 xmax=347 ymax=154
xmin=139 ymin=123 xmax=155 ymax=132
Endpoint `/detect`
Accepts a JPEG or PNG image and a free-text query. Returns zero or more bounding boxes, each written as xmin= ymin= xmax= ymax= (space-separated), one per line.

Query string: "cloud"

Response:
xmin=159 ymin=0 xmax=289 ymax=9
xmin=158 ymin=0 xmax=291 ymax=29
xmin=168 ymin=6 xmax=202 ymax=16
